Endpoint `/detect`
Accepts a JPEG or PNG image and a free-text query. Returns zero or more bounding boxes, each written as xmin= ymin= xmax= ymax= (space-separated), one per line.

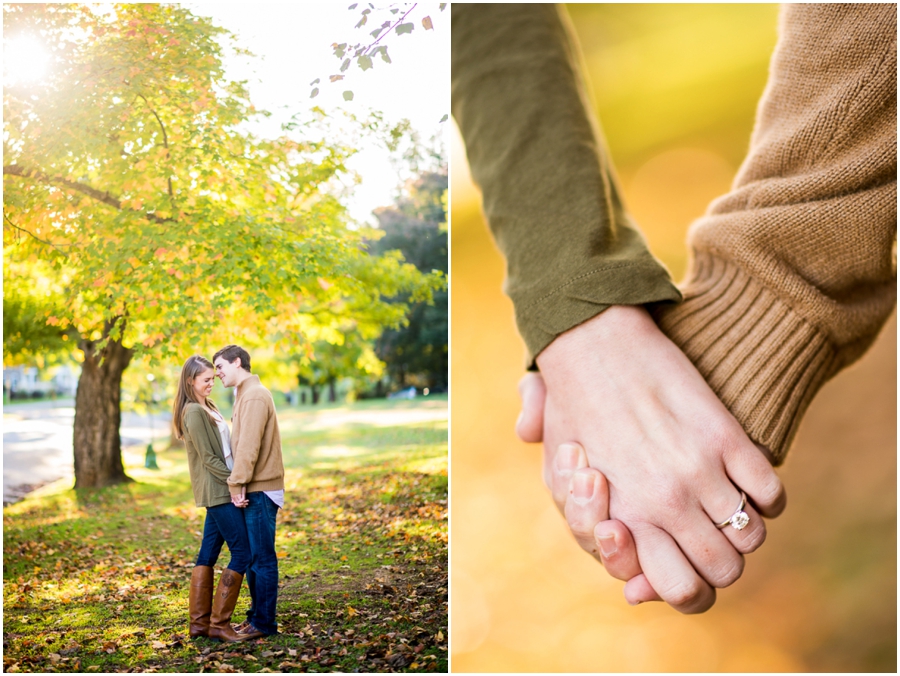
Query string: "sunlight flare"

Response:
xmin=4 ymin=35 xmax=50 ymax=85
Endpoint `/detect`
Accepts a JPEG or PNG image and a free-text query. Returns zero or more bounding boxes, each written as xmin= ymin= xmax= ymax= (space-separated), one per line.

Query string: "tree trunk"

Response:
xmin=73 ymin=328 xmax=134 ymax=488
xmin=311 ymin=385 xmax=320 ymax=405
xmin=328 ymin=378 xmax=337 ymax=402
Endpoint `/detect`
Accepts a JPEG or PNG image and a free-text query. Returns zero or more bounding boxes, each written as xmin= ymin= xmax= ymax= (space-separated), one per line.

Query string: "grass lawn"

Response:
xmin=3 ymin=396 xmax=448 ymax=673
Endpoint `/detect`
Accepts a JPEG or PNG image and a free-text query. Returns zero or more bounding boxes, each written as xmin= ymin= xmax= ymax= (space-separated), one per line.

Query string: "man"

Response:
xmin=213 ymin=344 xmax=285 ymax=638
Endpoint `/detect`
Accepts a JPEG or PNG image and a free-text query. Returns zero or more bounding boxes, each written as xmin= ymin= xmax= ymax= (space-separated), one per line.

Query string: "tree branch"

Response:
xmin=136 ymin=94 xmax=175 ymax=200
xmin=362 ymin=4 xmax=418 ymax=56
xmin=3 ymin=212 xmax=70 ymax=253
xmin=3 ymin=164 xmax=170 ymax=224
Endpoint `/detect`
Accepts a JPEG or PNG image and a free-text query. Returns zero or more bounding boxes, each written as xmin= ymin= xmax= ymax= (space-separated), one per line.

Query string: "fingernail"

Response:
xmin=597 ymin=533 xmax=617 ymax=558
xmin=627 ymin=599 xmax=642 ymax=607
xmin=556 ymin=443 xmax=583 ymax=473
xmin=571 ymin=470 xmax=596 ymax=504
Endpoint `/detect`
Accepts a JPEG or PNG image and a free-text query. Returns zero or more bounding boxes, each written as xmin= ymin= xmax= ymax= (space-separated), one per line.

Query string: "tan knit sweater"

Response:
xmin=227 ymin=374 xmax=286 ymax=495
xmin=452 ymin=4 xmax=897 ymax=463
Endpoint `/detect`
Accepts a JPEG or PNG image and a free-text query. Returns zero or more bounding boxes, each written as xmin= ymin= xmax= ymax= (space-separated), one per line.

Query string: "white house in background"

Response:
xmin=51 ymin=365 xmax=79 ymax=397
xmin=3 ymin=366 xmax=38 ymax=396
xmin=3 ymin=364 xmax=79 ymax=398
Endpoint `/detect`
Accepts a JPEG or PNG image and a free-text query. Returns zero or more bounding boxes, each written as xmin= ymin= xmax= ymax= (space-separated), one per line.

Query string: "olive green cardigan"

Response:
xmin=182 ymin=402 xmax=232 ymax=508
xmin=452 ymin=4 xmax=896 ymax=462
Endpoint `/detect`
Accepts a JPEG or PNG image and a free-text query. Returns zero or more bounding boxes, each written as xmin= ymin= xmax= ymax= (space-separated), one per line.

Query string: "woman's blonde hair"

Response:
xmin=172 ymin=355 xmax=219 ymax=439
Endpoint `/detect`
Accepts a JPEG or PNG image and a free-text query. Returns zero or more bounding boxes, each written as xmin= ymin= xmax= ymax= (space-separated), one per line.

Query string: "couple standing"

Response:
xmin=172 ymin=345 xmax=285 ymax=642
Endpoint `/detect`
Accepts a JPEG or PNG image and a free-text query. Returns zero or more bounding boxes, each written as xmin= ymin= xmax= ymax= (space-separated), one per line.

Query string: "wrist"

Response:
xmin=536 ymin=305 xmax=659 ymax=372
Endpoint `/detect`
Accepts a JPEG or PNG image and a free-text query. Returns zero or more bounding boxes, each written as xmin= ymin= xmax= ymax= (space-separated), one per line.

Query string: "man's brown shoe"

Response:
xmin=238 ymin=623 xmax=266 ymax=640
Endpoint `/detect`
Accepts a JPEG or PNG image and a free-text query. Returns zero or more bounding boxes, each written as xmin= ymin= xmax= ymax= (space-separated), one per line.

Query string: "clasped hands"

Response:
xmin=517 ymin=305 xmax=786 ymax=613
xmin=231 ymin=486 xmax=248 ymax=508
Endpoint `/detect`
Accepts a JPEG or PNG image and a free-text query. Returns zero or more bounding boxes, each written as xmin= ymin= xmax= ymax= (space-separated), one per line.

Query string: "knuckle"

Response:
xmin=564 ymin=508 xmax=593 ymax=539
xmin=738 ymin=522 xmax=767 ymax=553
xmin=655 ymin=484 xmax=691 ymax=516
xmin=706 ymin=554 xmax=744 ymax=588
xmin=665 ymin=579 xmax=707 ymax=609
xmin=703 ymin=415 xmax=740 ymax=453
xmin=755 ymin=476 xmax=785 ymax=509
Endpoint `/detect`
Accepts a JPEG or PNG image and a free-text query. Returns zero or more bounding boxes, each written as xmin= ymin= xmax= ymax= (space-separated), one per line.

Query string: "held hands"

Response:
xmin=231 ymin=486 xmax=249 ymax=508
xmin=521 ymin=306 xmax=786 ymax=613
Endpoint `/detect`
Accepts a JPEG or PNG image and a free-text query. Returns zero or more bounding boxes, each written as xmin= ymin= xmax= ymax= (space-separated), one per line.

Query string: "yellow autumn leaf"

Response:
xmin=346 ymin=606 xmax=358 ymax=617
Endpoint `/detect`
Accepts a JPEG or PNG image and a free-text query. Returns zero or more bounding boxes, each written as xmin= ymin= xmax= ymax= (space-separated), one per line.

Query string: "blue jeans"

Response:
xmin=242 ymin=492 xmax=280 ymax=634
xmin=195 ymin=502 xmax=251 ymax=575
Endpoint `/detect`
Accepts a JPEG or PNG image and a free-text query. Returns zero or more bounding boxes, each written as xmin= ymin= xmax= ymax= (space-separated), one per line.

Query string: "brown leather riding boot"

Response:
xmin=189 ymin=565 xmax=214 ymax=638
xmin=208 ymin=569 xmax=250 ymax=643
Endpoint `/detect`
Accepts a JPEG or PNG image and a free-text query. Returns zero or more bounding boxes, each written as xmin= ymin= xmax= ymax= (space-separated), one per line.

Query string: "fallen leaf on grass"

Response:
xmin=278 ymin=662 xmax=304 ymax=670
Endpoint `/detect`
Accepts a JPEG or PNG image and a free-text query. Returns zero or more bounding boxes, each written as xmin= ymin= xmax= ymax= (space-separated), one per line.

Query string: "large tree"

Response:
xmin=371 ymin=170 xmax=448 ymax=390
xmin=3 ymin=4 xmax=439 ymax=487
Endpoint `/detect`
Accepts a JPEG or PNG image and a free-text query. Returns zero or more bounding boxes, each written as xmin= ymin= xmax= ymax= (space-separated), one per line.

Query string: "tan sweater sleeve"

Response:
xmin=653 ymin=3 xmax=897 ymax=463
xmin=451 ymin=4 xmax=681 ymax=363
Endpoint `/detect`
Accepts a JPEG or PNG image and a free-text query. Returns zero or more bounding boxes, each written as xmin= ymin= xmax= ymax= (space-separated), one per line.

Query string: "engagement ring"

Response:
xmin=715 ymin=491 xmax=750 ymax=530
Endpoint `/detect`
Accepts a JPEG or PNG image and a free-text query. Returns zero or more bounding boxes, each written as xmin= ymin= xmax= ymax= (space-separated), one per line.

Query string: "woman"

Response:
xmin=173 ymin=355 xmax=257 ymax=642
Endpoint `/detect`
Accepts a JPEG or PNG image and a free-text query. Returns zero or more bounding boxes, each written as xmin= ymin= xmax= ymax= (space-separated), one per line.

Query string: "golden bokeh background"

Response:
xmin=450 ymin=4 xmax=896 ymax=672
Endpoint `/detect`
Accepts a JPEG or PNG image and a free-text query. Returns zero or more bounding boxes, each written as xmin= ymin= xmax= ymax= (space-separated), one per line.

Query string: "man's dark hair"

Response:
xmin=213 ymin=344 xmax=251 ymax=372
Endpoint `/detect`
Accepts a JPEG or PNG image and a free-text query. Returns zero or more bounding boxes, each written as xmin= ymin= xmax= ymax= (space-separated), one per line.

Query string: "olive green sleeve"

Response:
xmin=451 ymin=3 xmax=681 ymax=364
xmin=184 ymin=407 xmax=231 ymax=484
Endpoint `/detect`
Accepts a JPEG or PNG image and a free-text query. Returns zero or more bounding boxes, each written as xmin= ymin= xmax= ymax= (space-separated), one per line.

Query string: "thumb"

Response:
xmin=516 ymin=372 xmax=546 ymax=443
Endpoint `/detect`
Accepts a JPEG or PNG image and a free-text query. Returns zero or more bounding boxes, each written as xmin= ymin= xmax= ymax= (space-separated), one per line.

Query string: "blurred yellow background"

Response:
xmin=450 ymin=4 xmax=896 ymax=672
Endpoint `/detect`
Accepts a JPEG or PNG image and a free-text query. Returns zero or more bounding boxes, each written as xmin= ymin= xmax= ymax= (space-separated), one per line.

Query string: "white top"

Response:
xmin=264 ymin=489 xmax=285 ymax=508
xmin=209 ymin=409 xmax=233 ymax=471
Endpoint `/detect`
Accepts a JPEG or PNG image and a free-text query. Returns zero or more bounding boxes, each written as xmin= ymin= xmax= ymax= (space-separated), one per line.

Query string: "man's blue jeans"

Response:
xmin=195 ymin=502 xmax=251 ymax=574
xmin=242 ymin=492 xmax=279 ymax=634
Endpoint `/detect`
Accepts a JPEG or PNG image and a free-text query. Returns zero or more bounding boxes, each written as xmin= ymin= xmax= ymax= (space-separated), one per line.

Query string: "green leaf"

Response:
xmin=355 ymin=14 xmax=367 ymax=28
xmin=310 ymin=78 xmax=320 ymax=86
xmin=343 ymin=90 xmax=354 ymax=101
xmin=439 ymin=114 xmax=448 ymax=123
xmin=357 ymin=55 xmax=373 ymax=71
xmin=340 ymin=58 xmax=351 ymax=72
xmin=370 ymin=28 xmax=382 ymax=38
xmin=310 ymin=88 xmax=319 ymax=98
xmin=348 ymin=3 xmax=357 ymax=9
xmin=395 ymin=23 xmax=414 ymax=35
xmin=440 ymin=3 xmax=447 ymax=10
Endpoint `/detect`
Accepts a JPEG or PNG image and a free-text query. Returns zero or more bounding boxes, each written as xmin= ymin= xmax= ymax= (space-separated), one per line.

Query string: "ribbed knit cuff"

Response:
xmin=652 ymin=253 xmax=839 ymax=464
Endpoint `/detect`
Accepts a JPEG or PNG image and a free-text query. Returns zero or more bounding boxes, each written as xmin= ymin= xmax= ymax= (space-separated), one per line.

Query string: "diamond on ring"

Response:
xmin=729 ymin=510 xmax=750 ymax=530
xmin=716 ymin=492 xmax=749 ymax=531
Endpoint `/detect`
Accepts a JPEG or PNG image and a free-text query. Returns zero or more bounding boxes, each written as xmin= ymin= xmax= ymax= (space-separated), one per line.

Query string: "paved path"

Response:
xmin=3 ymin=399 xmax=171 ymax=504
